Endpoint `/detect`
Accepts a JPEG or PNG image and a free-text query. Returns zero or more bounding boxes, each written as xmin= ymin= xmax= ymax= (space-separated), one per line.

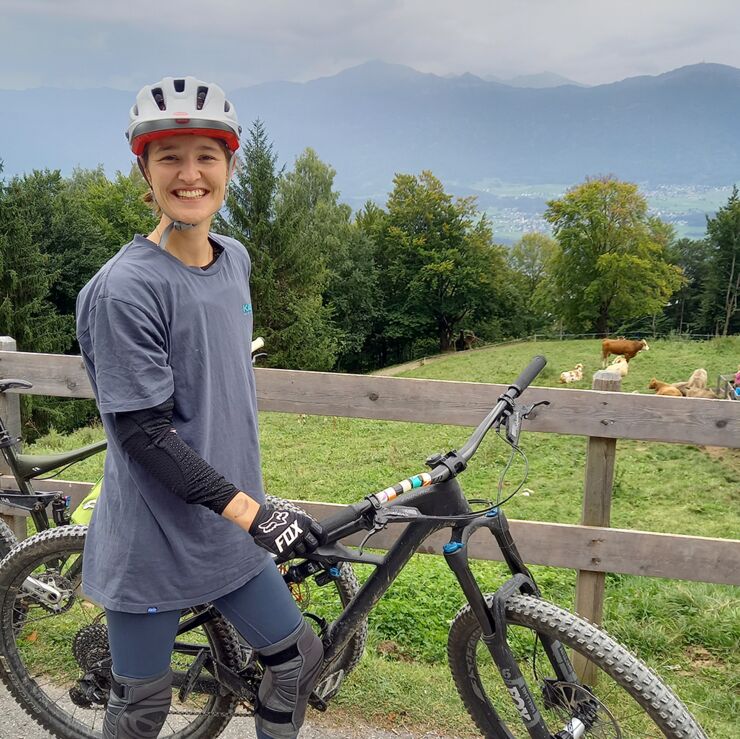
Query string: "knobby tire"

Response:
xmin=448 ymin=593 xmax=707 ymax=738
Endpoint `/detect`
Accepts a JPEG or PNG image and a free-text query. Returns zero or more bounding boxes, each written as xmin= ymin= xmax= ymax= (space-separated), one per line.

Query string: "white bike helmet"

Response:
xmin=126 ymin=76 xmax=241 ymax=155
xmin=128 ymin=76 xmax=241 ymax=249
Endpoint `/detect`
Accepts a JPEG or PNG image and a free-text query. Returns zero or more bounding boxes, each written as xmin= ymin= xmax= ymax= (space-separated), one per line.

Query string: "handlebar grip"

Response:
xmin=509 ymin=355 xmax=547 ymax=396
xmin=320 ymin=501 xmax=372 ymax=541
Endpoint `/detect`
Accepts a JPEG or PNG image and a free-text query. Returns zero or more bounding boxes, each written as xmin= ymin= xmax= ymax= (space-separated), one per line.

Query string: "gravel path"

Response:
xmin=1 ymin=681 xmax=461 ymax=738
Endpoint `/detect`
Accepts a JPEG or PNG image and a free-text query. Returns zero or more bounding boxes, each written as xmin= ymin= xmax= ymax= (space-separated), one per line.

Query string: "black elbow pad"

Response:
xmin=113 ymin=398 xmax=239 ymax=514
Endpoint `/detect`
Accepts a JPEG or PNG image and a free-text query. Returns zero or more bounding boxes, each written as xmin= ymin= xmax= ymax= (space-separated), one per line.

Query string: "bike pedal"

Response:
xmin=179 ymin=648 xmax=209 ymax=702
xmin=311 ymin=668 xmax=346 ymax=708
xmin=308 ymin=692 xmax=328 ymax=712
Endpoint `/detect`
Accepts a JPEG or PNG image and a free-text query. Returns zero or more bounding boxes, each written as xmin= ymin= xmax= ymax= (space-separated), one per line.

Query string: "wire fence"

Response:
xmin=529 ymin=331 xmax=723 ymax=341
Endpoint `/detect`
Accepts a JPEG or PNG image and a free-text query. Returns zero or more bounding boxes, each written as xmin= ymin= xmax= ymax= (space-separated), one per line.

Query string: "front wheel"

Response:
xmin=448 ymin=594 xmax=706 ymax=738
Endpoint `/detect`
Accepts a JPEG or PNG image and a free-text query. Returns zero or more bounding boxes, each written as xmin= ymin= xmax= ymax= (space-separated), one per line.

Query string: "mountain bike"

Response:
xmin=0 ymin=377 xmax=107 ymax=558
xmin=0 ymin=356 xmax=706 ymax=738
xmin=0 ymin=338 xmax=268 ymax=559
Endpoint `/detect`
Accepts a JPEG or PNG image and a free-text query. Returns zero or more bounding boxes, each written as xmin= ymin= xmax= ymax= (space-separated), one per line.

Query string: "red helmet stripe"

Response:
xmin=131 ymin=128 xmax=239 ymax=155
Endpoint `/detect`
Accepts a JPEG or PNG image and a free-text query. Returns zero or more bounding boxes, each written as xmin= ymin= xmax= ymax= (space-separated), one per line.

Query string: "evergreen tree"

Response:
xmin=663 ymin=238 xmax=712 ymax=334
xmin=700 ymin=187 xmax=740 ymax=336
xmin=222 ymin=127 xmax=360 ymax=370
xmin=270 ymin=148 xmax=341 ymax=370
xmin=219 ymin=119 xmax=282 ymax=291
xmin=0 ymin=172 xmax=71 ymax=353
xmin=69 ymin=165 xmax=155 ymax=251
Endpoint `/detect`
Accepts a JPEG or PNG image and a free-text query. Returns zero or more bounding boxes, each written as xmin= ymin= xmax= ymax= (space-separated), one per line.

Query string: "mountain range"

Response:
xmin=1 ymin=61 xmax=738 ymax=208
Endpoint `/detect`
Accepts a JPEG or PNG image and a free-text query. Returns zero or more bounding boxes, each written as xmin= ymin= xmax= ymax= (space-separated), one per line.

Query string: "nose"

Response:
xmin=178 ymin=156 xmax=201 ymax=184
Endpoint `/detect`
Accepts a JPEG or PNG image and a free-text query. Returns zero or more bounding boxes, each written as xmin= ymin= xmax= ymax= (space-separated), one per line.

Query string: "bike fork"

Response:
xmin=444 ymin=511 xmax=581 ymax=739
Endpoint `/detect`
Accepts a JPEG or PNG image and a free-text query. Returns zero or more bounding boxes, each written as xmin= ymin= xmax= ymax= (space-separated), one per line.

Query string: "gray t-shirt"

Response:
xmin=76 ymin=233 xmax=269 ymax=613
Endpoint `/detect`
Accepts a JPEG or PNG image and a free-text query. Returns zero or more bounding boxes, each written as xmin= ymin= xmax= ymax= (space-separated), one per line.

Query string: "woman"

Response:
xmin=76 ymin=76 xmax=325 ymax=739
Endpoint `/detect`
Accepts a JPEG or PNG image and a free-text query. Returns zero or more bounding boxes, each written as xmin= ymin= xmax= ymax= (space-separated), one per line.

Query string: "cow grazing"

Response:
xmin=648 ymin=378 xmax=683 ymax=397
xmin=605 ymin=355 xmax=629 ymax=377
xmin=601 ymin=338 xmax=649 ymax=367
xmin=686 ymin=387 xmax=717 ymax=399
xmin=686 ymin=368 xmax=708 ymax=391
xmin=559 ymin=363 xmax=584 ymax=384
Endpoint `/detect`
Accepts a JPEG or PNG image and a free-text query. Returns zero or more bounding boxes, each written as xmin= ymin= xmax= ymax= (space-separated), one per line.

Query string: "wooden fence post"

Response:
xmin=0 ymin=336 xmax=27 ymax=540
xmin=573 ymin=369 xmax=621 ymax=684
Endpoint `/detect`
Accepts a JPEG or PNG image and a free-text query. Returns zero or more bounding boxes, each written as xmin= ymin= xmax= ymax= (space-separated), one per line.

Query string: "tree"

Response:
xmin=0 ymin=172 xmax=72 ymax=353
xmin=507 ymin=232 xmax=559 ymax=334
xmin=663 ymin=238 xmax=712 ymax=334
xmin=270 ymin=148 xmax=346 ymax=370
xmin=544 ymin=177 xmax=684 ymax=335
xmin=700 ymin=187 xmax=740 ymax=336
xmin=222 ymin=131 xmax=356 ymax=370
xmin=69 ymin=165 xmax=155 ymax=250
xmin=364 ymin=171 xmax=507 ymax=358
xmin=508 ymin=232 xmax=558 ymax=294
xmin=218 ymin=119 xmax=282 ymax=286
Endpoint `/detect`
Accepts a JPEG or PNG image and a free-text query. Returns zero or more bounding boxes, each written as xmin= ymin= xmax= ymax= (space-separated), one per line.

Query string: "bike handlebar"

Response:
xmin=509 ymin=355 xmax=547 ymax=397
xmin=318 ymin=355 xmax=548 ymax=543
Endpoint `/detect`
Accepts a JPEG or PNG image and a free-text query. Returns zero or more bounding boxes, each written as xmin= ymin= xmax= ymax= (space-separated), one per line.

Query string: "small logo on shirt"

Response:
xmin=242 ymin=303 xmax=252 ymax=314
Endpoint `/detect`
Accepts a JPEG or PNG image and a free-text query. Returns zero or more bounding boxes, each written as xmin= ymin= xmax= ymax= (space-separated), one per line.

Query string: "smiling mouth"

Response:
xmin=173 ymin=189 xmax=209 ymax=199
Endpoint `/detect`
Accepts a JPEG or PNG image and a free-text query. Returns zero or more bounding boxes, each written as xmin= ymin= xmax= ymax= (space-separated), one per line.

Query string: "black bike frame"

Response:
xmin=0 ymin=407 xmax=106 ymax=533
xmin=274 ymin=476 xmax=580 ymax=739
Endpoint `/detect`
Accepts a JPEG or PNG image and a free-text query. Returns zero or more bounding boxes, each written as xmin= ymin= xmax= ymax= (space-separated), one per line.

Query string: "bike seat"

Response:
xmin=14 ymin=440 xmax=107 ymax=480
xmin=0 ymin=378 xmax=33 ymax=393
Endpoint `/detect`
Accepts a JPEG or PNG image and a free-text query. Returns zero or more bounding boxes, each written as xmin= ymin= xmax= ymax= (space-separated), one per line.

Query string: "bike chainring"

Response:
xmin=35 ymin=570 xmax=76 ymax=613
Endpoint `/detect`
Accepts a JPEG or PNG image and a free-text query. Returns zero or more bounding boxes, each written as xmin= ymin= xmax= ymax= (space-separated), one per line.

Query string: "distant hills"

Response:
xmin=1 ymin=62 xmax=738 ymax=207
xmin=482 ymin=71 xmax=587 ymax=87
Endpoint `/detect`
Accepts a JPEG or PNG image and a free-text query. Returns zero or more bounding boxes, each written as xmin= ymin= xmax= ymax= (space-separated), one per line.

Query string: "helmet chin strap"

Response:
xmin=157 ymin=219 xmax=197 ymax=253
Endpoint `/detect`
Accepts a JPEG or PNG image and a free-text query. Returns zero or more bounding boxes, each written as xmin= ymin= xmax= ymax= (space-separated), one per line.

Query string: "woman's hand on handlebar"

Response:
xmin=249 ymin=503 xmax=325 ymax=559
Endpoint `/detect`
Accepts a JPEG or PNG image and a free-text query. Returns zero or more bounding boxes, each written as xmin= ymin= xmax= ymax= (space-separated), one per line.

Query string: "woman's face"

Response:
xmin=144 ymin=135 xmax=230 ymax=225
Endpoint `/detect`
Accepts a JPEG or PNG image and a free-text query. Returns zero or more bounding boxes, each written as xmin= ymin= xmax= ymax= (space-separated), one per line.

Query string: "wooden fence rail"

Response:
xmin=1 ymin=341 xmax=739 ymax=635
xmin=1 ymin=348 xmax=738 ymax=446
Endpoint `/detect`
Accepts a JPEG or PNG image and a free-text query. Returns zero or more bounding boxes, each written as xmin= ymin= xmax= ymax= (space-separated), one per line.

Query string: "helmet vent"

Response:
xmin=151 ymin=88 xmax=166 ymax=110
xmin=196 ymin=86 xmax=208 ymax=110
xmin=224 ymin=100 xmax=231 ymax=113
xmin=174 ymin=78 xmax=186 ymax=93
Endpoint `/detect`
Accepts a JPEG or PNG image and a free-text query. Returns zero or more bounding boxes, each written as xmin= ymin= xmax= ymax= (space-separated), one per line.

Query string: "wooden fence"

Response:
xmin=2 ymin=337 xmax=739 ymax=634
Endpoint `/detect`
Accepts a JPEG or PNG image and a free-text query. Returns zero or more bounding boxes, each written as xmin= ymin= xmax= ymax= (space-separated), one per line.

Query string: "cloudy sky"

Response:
xmin=3 ymin=0 xmax=739 ymax=90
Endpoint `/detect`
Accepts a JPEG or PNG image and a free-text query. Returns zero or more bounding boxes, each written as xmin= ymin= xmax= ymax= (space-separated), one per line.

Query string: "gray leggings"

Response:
xmin=106 ymin=561 xmax=304 ymax=678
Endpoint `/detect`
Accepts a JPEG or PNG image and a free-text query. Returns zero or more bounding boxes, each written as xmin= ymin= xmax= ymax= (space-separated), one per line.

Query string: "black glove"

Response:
xmin=249 ymin=504 xmax=325 ymax=559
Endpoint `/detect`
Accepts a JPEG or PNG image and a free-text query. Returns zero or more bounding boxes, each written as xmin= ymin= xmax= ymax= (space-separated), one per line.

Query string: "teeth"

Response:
xmin=175 ymin=189 xmax=206 ymax=199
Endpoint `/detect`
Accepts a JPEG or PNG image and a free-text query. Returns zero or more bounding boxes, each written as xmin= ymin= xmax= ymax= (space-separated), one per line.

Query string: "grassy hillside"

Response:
xmin=21 ymin=337 xmax=740 ymax=736
xmin=396 ymin=336 xmax=740 ymax=394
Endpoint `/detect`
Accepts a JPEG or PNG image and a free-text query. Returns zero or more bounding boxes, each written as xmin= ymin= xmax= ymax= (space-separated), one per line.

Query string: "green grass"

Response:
xmin=20 ymin=337 xmax=740 ymax=736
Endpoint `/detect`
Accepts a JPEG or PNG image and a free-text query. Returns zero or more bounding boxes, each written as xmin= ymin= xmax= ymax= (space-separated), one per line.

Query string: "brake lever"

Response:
xmin=358 ymin=506 xmax=422 ymax=554
xmin=374 ymin=506 xmax=422 ymax=525
xmin=504 ymin=400 xmax=550 ymax=446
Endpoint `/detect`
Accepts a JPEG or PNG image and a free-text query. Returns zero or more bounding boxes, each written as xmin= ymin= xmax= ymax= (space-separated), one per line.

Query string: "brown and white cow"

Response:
xmin=601 ymin=338 xmax=649 ymax=367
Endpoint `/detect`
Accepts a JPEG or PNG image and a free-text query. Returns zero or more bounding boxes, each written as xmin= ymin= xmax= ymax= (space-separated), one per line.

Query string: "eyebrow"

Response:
xmin=154 ymin=142 xmax=223 ymax=153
